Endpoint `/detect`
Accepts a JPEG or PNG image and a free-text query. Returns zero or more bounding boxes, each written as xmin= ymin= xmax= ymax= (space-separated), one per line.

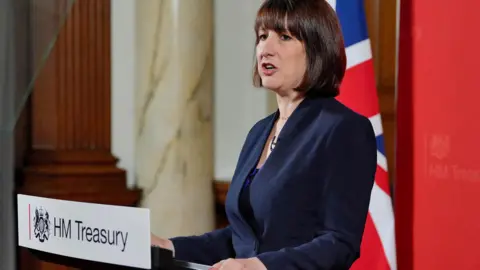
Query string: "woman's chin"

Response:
xmin=263 ymin=85 xmax=291 ymax=96
xmin=262 ymin=81 xmax=282 ymax=92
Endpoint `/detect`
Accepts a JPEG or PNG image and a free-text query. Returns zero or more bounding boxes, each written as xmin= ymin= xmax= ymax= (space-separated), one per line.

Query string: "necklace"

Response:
xmin=270 ymin=115 xmax=288 ymax=151
xmin=269 ymin=110 xmax=292 ymax=152
xmin=269 ymin=135 xmax=277 ymax=151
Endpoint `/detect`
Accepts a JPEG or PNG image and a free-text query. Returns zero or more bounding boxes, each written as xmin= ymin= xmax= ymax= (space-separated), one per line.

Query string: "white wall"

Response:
xmin=111 ymin=0 xmax=136 ymax=187
xmin=111 ymin=0 xmax=271 ymax=185
xmin=213 ymin=0 xmax=271 ymax=181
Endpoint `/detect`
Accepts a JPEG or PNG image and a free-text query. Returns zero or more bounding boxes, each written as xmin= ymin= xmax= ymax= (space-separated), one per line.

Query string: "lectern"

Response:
xmin=23 ymin=246 xmax=210 ymax=270
xmin=17 ymin=194 xmax=211 ymax=270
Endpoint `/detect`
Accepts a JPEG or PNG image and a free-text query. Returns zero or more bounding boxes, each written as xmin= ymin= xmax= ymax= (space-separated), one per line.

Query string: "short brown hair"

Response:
xmin=252 ymin=0 xmax=346 ymax=97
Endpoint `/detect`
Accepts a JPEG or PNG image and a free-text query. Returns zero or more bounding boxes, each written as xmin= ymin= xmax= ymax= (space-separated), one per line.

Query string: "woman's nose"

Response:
xmin=260 ymin=49 xmax=274 ymax=59
xmin=259 ymin=38 xmax=276 ymax=58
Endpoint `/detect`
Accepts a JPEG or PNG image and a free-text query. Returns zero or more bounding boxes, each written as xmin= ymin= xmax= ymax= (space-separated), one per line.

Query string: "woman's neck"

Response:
xmin=275 ymin=91 xmax=305 ymax=120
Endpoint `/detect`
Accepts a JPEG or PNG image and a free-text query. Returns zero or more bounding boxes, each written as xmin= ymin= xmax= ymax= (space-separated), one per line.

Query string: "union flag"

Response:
xmin=328 ymin=0 xmax=397 ymax=269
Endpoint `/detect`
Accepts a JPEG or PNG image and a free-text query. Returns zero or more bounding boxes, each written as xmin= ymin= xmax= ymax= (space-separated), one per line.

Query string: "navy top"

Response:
xmin=239 ymin=167 xmax=261 ymax=238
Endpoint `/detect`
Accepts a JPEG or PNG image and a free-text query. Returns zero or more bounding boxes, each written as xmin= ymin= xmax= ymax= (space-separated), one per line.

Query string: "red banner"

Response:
xmin=396 ymin=0 xmax=480 ymax=269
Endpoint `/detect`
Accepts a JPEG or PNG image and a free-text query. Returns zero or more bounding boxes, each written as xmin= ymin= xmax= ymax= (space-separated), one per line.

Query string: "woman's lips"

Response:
xmin=261 ymin=62 xmax=277 ymax=76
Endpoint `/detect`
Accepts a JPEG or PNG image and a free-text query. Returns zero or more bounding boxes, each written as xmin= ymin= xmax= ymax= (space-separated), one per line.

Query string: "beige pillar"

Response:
xmin=135 ymin=0 xmax=215 ymax=238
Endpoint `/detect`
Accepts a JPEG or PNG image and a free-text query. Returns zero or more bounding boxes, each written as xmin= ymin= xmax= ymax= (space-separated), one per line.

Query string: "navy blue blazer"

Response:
xmin=171 ymin=96 xmax=377 ymax=269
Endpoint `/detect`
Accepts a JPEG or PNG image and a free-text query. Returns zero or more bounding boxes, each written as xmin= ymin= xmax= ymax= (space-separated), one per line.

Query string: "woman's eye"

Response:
xmin=258 ymin=34 xmax=267 ymax=40
xmin=281 ymin=34 xmax=292 ymax=41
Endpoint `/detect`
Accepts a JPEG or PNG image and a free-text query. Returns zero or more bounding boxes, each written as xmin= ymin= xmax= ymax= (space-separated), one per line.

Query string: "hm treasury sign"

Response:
xmin=17 ymin=194 xmax=151 ymax=269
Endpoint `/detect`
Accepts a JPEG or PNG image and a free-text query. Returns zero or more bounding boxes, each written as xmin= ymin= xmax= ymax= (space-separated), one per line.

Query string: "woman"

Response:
xmin=152 ymin=0 xmax=377 ymax=269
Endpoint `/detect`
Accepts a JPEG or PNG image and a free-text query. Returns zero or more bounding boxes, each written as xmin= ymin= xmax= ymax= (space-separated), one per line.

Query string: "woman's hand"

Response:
xmin=210 ymin=258 xmax=266 ymax=270
xmin=150 ymin=233 xmax=174 ymax=251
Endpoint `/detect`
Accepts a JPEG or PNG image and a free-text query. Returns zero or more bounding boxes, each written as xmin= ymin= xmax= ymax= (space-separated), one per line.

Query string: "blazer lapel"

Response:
xmin=230 ymin=112 xmax=277 ymax=217
xmin=251 ymin=96 xmax=322 ymax=184
xmin=229 ymin=95 xmax=324 ymax=217
xmin=276 ymin=95 xmax=318 ymax=141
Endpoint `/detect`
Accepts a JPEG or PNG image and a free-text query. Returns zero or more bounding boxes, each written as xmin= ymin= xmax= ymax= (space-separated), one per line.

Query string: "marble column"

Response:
xmin=135 ymin=0 xmax=215 ymax=237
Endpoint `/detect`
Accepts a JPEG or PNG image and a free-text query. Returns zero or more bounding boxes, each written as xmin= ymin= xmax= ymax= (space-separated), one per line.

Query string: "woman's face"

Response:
xmin=256 ymin=28 xmax=307 ymax=93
